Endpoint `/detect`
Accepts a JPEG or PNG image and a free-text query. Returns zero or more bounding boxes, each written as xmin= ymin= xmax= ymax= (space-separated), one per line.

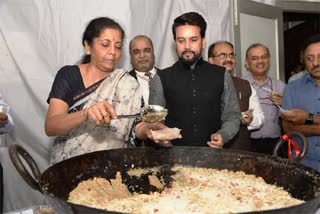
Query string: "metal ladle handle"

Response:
xmin=8 ymin=144 xmax=42 ymax=192
xmin=117 ymin=113 xmax=140 ymax=119
xmin=117 ymin=105 xmax=168 ymax=123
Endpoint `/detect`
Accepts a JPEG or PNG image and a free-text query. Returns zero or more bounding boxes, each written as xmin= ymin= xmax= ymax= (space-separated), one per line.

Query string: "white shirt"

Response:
xmin=247 ymin=85 xmax=265 ymax=130
xmin=135 ymin=68 xmax=157 ymax=105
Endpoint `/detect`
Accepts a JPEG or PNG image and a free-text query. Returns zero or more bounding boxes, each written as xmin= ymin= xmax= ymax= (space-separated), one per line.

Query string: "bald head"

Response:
xmin=129 ymin=35 xmax=155 ymax=72
xmin=129 ymin=35 xmax=154 ymax=51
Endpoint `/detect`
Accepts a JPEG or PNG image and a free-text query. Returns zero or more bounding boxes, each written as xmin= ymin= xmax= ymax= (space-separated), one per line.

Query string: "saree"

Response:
xmin=50 ymin=69 xmax=142 ymax=165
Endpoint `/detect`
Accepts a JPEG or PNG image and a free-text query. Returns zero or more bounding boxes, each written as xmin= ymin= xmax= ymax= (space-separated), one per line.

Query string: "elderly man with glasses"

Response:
xmin=208 ymin=41 xmax=264 ymax=152
xmin=242 ymin=43 xmax=286 ymax=155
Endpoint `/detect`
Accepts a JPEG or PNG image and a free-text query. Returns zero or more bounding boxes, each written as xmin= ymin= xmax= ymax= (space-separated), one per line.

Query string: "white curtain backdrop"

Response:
xmin=0 ymin=0 xmax=230 ymax=211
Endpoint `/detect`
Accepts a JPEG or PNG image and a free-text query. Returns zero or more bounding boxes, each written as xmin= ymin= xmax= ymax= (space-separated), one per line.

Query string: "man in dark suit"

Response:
xmin=129 ymin=35 xmax=157 ymax=105
xmin=149 ymin=12 xmax=240 ymax=148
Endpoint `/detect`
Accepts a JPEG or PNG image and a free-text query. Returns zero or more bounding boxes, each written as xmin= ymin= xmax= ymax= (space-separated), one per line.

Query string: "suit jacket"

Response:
xmin=129 ymin=68 xmax=160 ymax=147
xmin=129 ymin=69 xmax=138 ymax=79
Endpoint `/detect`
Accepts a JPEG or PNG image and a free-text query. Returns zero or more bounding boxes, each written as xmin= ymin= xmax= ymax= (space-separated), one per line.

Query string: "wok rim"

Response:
xmin=39 ymin=147 xmax=320 ymax=213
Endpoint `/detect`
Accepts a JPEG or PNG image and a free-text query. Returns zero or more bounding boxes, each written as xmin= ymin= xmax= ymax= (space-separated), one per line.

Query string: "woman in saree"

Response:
xmin=45 ymin=17 xmax=168 ymax=165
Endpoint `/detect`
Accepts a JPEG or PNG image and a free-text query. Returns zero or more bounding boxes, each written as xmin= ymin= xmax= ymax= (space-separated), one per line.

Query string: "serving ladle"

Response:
xmin=117 ymin=105 xmax=168 ymax=123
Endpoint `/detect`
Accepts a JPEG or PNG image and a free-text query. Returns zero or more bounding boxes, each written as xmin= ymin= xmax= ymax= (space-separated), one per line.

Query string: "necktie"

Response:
xmin=144 ymin=72 xmax=152 ymax=80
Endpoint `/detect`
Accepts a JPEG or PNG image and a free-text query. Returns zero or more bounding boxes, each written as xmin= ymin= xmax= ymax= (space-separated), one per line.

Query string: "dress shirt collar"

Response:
xmin=246 ymin=73 xmax=272 ymax=88
xmin=303 ymin=72 xmax=319 ymax=86
xmin=135 ymin=67 xmax=157 ymax=79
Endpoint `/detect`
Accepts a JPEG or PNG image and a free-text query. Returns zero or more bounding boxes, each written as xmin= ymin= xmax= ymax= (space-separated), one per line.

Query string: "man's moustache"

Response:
xmin=222 ymin=61 xmax=233 ymax=66
xmin=138 ymin=59 xmax=148 ymax=63
xmin=311 ymin=65 xmax=320 ymax=71
xmin=182 ymin=50 xmax=195 ymax=55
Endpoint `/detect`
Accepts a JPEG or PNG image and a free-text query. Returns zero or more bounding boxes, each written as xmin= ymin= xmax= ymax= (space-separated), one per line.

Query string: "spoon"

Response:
xmin=117 ymin=105 xmax=168 ymax=123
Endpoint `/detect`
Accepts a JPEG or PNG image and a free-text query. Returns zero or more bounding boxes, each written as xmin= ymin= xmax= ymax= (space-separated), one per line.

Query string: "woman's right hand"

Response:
xmin=85 ymin=100 xmax=117 ymax=126
xmin=45 ymin=99 xmax=117 ymax=136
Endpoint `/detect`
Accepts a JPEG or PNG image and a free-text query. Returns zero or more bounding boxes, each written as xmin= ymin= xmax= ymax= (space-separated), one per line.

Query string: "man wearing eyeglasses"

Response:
xmin=280 ymin=34 xmax=320 ymax=171
xmin=244 ymin=43 xmax=286 ymax=155
xmin=208 ymin=41 xmax=264 ymax=151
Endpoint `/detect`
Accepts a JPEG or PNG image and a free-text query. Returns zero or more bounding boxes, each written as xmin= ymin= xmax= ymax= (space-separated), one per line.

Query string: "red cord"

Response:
xmin=282 ymin=134 xmax=301 ymax=160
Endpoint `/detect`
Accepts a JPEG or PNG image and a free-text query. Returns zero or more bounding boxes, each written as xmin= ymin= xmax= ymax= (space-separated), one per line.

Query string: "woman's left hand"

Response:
xmin=135 ymin=122 xmax=173 ymax=146
xmin=135 ymin=122 xmax=166 ymax=139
